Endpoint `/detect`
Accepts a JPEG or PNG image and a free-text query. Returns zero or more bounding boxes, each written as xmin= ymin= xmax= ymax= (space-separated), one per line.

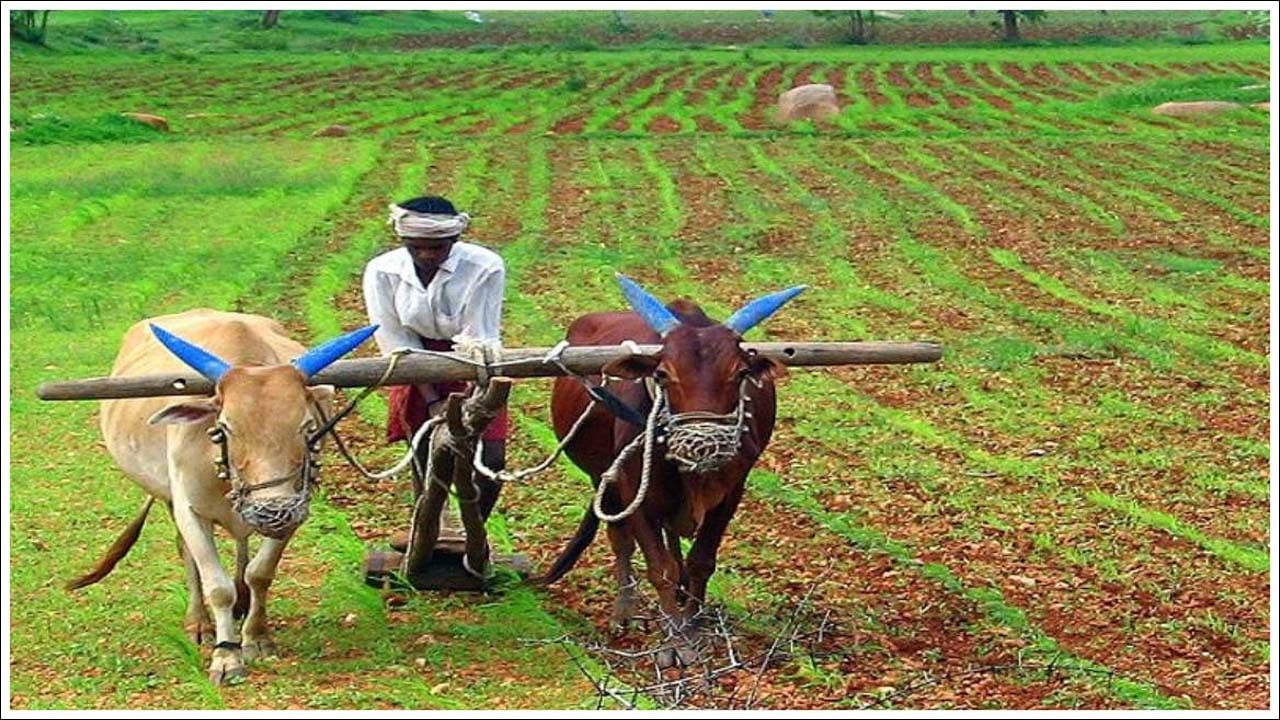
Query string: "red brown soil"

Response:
xmin=662 ymin=140 xmax=1270 ymax=707
xmin=741 ymin=66 xmax=785 ymax=130
xmin=915 ymin=63 xmax=943 ymax=89
xmin=1110 ymin=63 xmax=1154 ymax=81
xmin=887 ymin=63 xmax=936 ymax=108
xmin=1030 ymin=64 xmax=1089 ymax=99
xmin=693 ymin=115 xmax=725 ymax=133
xmin=640 ymin=67 xmax=694 ymax=110
xmin=971 ymin=63 xmax=1040 ymax=104
xmin=1085 ymin=63 xmax=1127 ymax=84
xmin=1216 ymin=61 xmax=1269 ymax=79
xmin=941 ymin=92 xmax=972 ymax=110
xmin=461 ymin=117 xmax=496 ymax=135
xmin=646 ymin=115 xmax=681 ymax=134
xmin=685 ymin=65 xmax=733 ymax=105
xmin=551 ymin=115 xmax=587 ymax=135
xmin=858 ymin=66 xmax=890 ymax=108
xmin=622 ymin=67 xmax=665 ymax=95
xmin=943 ymin=65 xmax=1011 ymax=111
xmin=505 ymin=119 xmax=534 ymax=135
xmin=495 ymin=70 xmax=542 ymax=91
xmin=1055 ymin=63 xmax=1090 ymax=86
xmin=791 ymin=62 xmax=821 ymax=88
xmin=1000 ymin=63 xmax=1076 ymax=102
xmin=825 ymin=66 xmax=848 ymax=107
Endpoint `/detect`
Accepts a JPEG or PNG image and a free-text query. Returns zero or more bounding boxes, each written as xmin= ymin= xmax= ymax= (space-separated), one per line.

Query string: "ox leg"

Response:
xmin=180 ymin=538 xmax=214 ymax=645
xmin=233 ymin=538 xmax=251 ymax=620
xmin=172 ymin=501 xmax=246 ymax=685
xmin=606 ymin=522 xmax=640 ymax=631
xmin=683 ymin=485 xmax=745 ymax=624
xmin=630 ymin=518 xmax=698 ymax=668
xmin=169 ymin=502 xmax=213 ymax=645
xmin=241 ymin=534 xmax=291 ymax=661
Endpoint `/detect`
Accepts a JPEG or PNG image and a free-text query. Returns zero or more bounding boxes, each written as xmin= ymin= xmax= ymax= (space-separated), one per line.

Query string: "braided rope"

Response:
xmin=593 ymin=390 xmax=665 ymax=523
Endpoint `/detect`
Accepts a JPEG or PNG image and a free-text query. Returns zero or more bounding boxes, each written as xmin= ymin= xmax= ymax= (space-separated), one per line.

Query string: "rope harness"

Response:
xmin=209 ymin=417 xmax=322 ymax=540
xmin=314 ymin=342 xmax=757 ymax=544
xmin=592 ymin=375 xmax=756 ymax=523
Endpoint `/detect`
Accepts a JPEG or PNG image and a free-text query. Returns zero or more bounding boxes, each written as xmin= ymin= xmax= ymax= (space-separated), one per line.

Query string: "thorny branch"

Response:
xmin=521 ymin=562 xmax=1126 ymax=709
xmin=521 ymin=566 xmax=842 ymax=710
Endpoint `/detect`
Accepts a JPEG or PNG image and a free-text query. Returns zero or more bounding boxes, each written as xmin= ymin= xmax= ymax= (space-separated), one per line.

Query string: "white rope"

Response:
xmin=473 ymin=399 xmax=598 ymax=482
xmin=593 ymin=390 xmax=665 ymax=523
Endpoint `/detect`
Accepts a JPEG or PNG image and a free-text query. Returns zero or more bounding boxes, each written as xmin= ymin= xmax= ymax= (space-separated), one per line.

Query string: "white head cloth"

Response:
xmin=388 ymin=204 xmax=471 ymax=239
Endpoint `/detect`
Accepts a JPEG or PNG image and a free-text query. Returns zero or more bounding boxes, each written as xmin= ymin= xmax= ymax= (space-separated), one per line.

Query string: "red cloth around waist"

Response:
xmin=385 ymin=338 xmax=511 ymax=443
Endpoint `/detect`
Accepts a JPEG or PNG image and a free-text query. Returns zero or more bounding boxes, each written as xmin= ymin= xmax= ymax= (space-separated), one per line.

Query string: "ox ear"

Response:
xmin=148 ymin=399 xmax=219 ymax=426
xmin=746 ymin=349 xmax=787 ymax=382
xmin=601 ymin=354 xmax=661 ymax=380
xmin=307 ymin=385 xmax=336 ymax=413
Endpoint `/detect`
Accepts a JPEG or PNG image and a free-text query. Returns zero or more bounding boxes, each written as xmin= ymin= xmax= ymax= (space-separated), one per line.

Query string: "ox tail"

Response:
xmin=532 ymin=506 xmax=599 ymax=586
xmin=66 ymin=496 xmax=156 ymax=591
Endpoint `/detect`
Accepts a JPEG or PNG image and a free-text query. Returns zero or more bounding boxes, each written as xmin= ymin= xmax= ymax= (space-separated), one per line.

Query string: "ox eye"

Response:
xmin=653 ymin=368 xmax=670 ymax=383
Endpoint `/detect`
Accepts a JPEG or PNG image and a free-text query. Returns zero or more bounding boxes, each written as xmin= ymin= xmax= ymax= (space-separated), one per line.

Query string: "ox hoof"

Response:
xmin=242 ymin=636 xmax=278 ymax=662
xmin=185 ymin=620 xmax=216 ymax=646
xmin=208 ymin=649 xmax=247 ymax=686
xmin=609 ymin=597 xmax=641 ymax=633
xmin=655 ymin=637 xmax=702 ymax=670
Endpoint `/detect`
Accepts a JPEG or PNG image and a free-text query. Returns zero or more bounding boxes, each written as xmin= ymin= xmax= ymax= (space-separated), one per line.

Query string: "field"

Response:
xmin=7 ymin=30 xmax=1273 ymax=711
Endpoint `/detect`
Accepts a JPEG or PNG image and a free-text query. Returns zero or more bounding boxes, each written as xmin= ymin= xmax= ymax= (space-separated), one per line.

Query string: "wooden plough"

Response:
xmin=38 ymin=340 xmax=943 ymax=591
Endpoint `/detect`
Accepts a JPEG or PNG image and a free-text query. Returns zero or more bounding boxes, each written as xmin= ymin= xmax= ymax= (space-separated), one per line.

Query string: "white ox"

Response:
xmin=69 ymin=309 xmax=376 ymax=685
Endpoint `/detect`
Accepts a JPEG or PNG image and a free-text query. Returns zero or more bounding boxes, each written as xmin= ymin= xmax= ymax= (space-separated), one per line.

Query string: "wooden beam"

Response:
xmin=36 ymin=341 xmax=943 ymax=401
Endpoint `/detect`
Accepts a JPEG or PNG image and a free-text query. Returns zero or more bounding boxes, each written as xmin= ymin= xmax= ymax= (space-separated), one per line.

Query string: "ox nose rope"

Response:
xmin=661 ymin=375 xmax=756 ymax=474
xmin=590 ymin=375 xmax=756 ymax=523
xmin=209 ymin=422 xmax=319 ymax=539
xmin=311 ymin=341 xmax=752 ymax=530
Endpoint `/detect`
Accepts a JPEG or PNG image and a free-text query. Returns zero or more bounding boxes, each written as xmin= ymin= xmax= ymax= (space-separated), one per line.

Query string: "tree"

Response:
xmin=995 ymin=10 xmax=1046 ymax=42
xmin=812 ymin=10 xmax=877 ymax=45
xmin=10 ymin=10 xmax=52 ymax=45
xmin=262 ymin=10 xmax=281 ymax=29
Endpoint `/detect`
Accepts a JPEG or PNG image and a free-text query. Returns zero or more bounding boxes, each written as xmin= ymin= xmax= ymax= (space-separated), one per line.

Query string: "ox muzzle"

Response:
xmin=210 ymin=423 xmax=320 ymax=539
xmin=659 ymin=377 xmax=756 ymax=475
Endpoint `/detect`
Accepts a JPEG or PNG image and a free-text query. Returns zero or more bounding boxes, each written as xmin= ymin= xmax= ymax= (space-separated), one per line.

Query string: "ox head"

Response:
xmin=603 ymin=274 xmax=804 ymax=473
xmin=145 ymin=324 xmax=377 ymax=538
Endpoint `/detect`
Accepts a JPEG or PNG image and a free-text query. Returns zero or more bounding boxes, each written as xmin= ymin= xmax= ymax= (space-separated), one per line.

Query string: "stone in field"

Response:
xmin=121 ymin=112 xmax=169 ymax=131
xmin=777 ymin=84 xmax=840 ymax=122
xmin=1151 ymin=101 xmax=1242 ymax=116
xmin=313 ymin=124 xmax=352 ymax=137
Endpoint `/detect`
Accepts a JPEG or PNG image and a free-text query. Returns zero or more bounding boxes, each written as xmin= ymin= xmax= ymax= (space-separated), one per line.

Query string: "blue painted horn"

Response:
xmin=616 ymin=273 xmax=681 ymax=337
xmin=723 ymin=285 xmax=808 ymax=336
xmin=150 ymin=324 xmax=231 ymax=382
xmin=292 ymin=325 xmax=379 ymax=379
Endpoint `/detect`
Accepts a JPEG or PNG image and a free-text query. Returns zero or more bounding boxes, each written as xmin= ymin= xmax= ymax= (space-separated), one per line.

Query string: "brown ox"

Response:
xmin=70 ymin=309 xmax=375 ymax=685
xmin=542 ymin=276 xmax=804 ymax=665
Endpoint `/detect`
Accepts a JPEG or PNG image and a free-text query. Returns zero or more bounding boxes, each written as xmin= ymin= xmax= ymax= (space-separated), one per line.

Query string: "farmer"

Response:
xmin=361 ymin=195 xmax=509 ymax=522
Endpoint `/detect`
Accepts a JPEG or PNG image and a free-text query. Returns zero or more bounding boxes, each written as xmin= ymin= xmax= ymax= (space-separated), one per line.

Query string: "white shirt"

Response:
xmin=361 ymin=242 xmax=505 ymax=354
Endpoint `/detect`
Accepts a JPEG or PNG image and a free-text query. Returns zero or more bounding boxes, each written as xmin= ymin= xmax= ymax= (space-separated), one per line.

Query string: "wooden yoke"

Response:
xmin=401 ymin=378 xmax=511 ymax=587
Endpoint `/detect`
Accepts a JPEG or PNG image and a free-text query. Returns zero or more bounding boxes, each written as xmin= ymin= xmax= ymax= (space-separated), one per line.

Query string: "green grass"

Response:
xmin=10 ymin=38 xmax=1271 ymax=710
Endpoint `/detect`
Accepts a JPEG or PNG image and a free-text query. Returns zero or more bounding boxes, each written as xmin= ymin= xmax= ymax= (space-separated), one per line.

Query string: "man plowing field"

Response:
xmin=361 ymin=195 xmax=510 ymax=530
